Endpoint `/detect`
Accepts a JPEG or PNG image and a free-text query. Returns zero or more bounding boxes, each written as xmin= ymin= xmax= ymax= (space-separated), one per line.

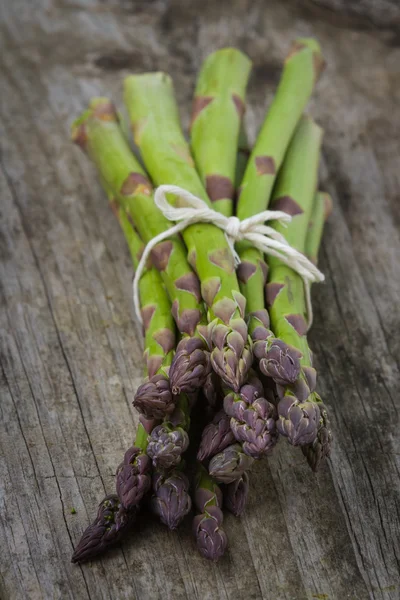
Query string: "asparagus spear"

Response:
xmin=106 ymin=201 xmax=168 ymax=510
xmin=124 ymin=73 xmax=252 ymax=393
xmin=71 ymin=495 xmax=136 ymax=563
xmin=193 ymin=464 xmax=227 ymax=561
xmin=71 ymin=205 xmax=170 ymax=561
xmin=265 ymin=115 xmax=327 ymax=450
xmin=235 ymin=39 xmax=325 ymax=385
xmin=72 ymin=99 xmax=210 ymax=406
xmin=190 ymin=48 xmax=252 ymax=217
xmin=301 ymin=191 xmax=333 ymax=470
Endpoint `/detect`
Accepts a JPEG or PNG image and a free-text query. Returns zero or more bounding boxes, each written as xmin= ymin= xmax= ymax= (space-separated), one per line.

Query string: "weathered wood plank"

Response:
xmin=0 ymin=0 xmax=399 ymax=599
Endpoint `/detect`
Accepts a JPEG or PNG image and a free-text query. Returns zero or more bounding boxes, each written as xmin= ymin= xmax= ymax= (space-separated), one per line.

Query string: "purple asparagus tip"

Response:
xmin=301 ymin=404 xmax=332 ymax=471
xmin=169 ymin=338 xmax=210 ymax=395
xmin=193 ymin=506 xmax=228 ymax=562
xmin=197 ymin=410 xmax=236 ymax=462
xmin=224 ymin=471 xmax=250 ymax=517
xmin=71 ymin=495 xmax=136 ymax=563
xmin=151 ymin=470 xmax=192 ymax=529
xmin=224 ymin=380 xmax=279 ymax=458
xmin=211 ymin=323 xmax=253 ymax=393
xmin=258 ymin=339 xmax=302 ymax=386
xmin=209 ymin=443 xmax=254 ymax=484
xmin=147 ymin=424 xmax=189 ymax=470
xmin=277 ymin=395 xmax=320 ymax=446
xmin=115 ymin=446 xmax=152 ymax=510
xmin=229 ymin=397 xmax=278 ymax=458
xmin=133 ymin=374 xmax=175 ymax=420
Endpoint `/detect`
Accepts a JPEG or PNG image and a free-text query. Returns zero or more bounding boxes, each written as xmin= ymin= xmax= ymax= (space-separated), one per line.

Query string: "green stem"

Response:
xmin=124 ymin=73 xmax=252 ymax=392
xmin=190 ymin=48 xmax=252 ymax=217
xmin=236 ymin=38 xmax=324 ymax=220
xmin=305 ymin=191 xmax=332 ymax=264
xmin=233 ymin=40 xmax=324 ymax=387
xmin=266 ymin=116 xmax=326 ymax=449
xmin=267 ymin=116 xmax=323 ymax=355
xmin=109 ymin=206 xmax=174 ymax=454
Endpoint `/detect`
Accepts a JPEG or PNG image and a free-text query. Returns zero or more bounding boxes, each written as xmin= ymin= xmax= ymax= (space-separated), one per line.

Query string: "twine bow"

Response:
xmin=133 ymin=185 xmax=324 ymax=329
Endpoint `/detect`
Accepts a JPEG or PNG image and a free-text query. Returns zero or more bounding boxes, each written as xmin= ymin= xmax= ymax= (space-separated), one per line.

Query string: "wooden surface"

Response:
xmin=1 ymin=0 xmax=400 ymax=598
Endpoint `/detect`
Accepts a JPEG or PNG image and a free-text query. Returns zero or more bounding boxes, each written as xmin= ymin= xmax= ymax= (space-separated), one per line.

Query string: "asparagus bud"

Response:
xmin=209 ymin=443 xmax=254 ymax=484
xmin=134 ymin=374 xmax=175 ymax=420
xmin=224 ymin=375 xmax=278 ymax=458
xmin=71 ymin=495 xmax=135 ymax=563
xmin=229 ymin=397 xmax=278 ymax=458
xmin=169 ymin=338 xmax=211 ymax=395
xmin=258 ymin=338 xmax=303 ymax=386
xmin=197 ymin=410 xmax=236 ymax=461
xmin=193 ymin=506 xmax=227 ymax=562
xmin=115 ymin=446 xmax=152 ymax=510
xmin=277 ymin=395 xmax=320 ymax=446
xmin=147 ymin=424 xmax=189 ymax=470
xmin=151 ymin=470 xmax=192 ymax=529
xmin=193 ymin=466 xmax=227 ymax=561
xmin=301 ymin=404 xmax=332 ymax=471
xmin=224 ymin=471 xmax=249 ymax=517
xmin=211 ymin=319 xmax=253 ymax=393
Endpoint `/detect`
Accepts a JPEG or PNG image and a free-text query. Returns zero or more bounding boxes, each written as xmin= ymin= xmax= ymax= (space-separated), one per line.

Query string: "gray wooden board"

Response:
xmin=0 ymin=0 xmax=399 ymax=598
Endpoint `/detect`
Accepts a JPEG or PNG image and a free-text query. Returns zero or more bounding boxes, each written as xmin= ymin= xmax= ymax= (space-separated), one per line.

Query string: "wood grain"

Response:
xmin=0 ymin=0 xmax=399 ymax=598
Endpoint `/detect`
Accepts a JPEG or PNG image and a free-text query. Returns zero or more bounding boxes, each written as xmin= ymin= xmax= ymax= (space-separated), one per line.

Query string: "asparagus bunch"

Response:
xmin=70 ymin=36 xmax=333 ymax=565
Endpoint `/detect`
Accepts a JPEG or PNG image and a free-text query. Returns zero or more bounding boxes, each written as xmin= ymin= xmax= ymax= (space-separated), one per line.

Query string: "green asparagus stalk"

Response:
xmin=124 ymin=73 xmax=252 ymax=393
xmin=301 ymin=191 xmax=333 ymax=470
xmin=265 ymin=116 xmax=328 ymax=453
xmin=72 ymin=99 xmax=210 ymax=403
xmin=112 ymin=197 xmax=194 ymax=524
xmin=100 ymin=188 xmax=174 ymax=509
xmin=114 ymin=203 xmax=176 ymax=380
xmin=71 ymin=188 xmax=175 ymax=562
xmin=234 ymin=40 xmax=324 ymax=386
xmin=190 ymin=48 xmax=252 ymax=217
xmin=305 ymin=191 xmax=332 ymax=264
xmin=236 ymin=38 xmax=325 ymax=219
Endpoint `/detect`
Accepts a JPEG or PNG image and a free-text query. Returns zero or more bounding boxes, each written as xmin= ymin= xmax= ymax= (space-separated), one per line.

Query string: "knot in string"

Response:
xmin=132 ymin=184 xmax=324 ymax=330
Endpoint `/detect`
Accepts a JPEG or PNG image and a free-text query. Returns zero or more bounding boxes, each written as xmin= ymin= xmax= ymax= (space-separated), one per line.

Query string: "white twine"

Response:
xmin=133 ymin=184 xmax=324 ymax=330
